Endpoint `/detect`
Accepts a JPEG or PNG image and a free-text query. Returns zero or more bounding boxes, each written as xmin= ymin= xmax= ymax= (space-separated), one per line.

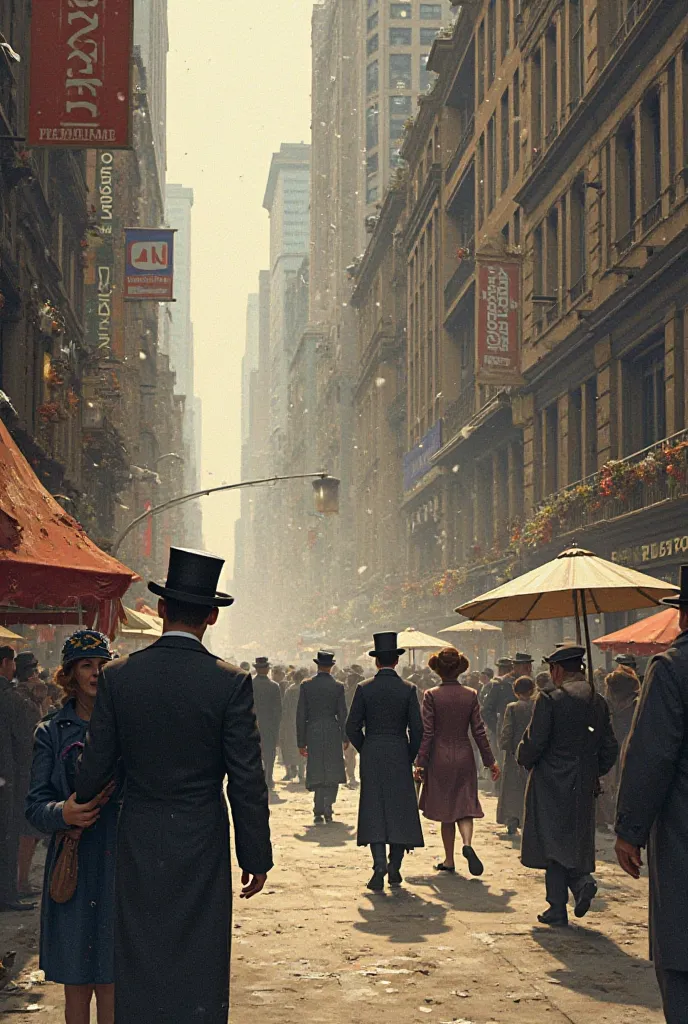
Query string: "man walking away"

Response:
xmin=615 ymin=565 xmax=688 ymax=1024
xmin=76 ymin=547 xmax=272 ymax=1024
xmin=346 ymin=632 xmax=424 ymax=891
xmin=518 ymin=645 xmax=618 ymax=927
xmin=297 ymin=652 xmax=348 ymax=823
xmin=252 ymin=657 xmax=282 ymax=791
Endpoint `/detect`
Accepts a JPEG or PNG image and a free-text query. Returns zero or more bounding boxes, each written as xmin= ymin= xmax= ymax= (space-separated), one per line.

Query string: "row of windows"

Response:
xmin=367 ymin=54 xmax=435 ymax=94
xmin=390 ymin=3 xmax=443 ymax=19
xmin=476 ymin=0 xmax=520 ymax=105
xmin=475 ymin=70 xmax=521 ymax=227
xmin=367 ymin=24 xmax=441 ymax=46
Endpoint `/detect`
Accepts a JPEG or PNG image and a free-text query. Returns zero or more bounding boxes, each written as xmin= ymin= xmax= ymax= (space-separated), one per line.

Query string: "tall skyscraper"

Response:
xmin=134 ymin=0 xmax=169 ymax=188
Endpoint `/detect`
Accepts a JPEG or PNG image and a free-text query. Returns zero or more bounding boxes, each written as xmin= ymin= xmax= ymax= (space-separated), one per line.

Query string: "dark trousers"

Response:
xmin=370 ymin=842 xmax=405 ymax=872
xmin=313 ymin=784 xmax=338 ymax=817
xmin=0 ymin=815 xmax=19 ymax=904
xmin=262 ymin=741 xmax=277 ymax=789
xmin=545 ymin=861 xmax=592 ymax=908
xmin=655 ymin=956 xmax=688 ymax=1023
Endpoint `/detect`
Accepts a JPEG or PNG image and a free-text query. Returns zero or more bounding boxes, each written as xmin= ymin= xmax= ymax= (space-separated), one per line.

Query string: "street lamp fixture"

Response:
xmin=313 ymin=475 xmax=340 ymax=515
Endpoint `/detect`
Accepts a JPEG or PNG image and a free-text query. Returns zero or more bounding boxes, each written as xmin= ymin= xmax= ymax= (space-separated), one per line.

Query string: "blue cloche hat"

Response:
xmin=61 ymin=630 xmax=113 ymax=668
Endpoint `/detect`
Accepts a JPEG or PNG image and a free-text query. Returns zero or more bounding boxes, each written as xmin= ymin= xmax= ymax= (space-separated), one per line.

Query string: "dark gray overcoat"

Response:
xmin=296 ymin=673 xmax=347 ymax=790
xmin=0 ymin=678 xmax=36 ymax=903
xmin=616 ymin=630 xmax=688 ymax=970
xmin=75 ymin=635 xmax=273 ymax=1024
xmin=346 ymin=668 xmax=424 ymax=848
xmin=280 ymin=681 xmax=301 ymax=765
xmin=517 ymin=675 xmax=618 ymax=873
xmin=496 ymin=698 xmax=534 ymax=826
xmin=251 ymin=673 xmax=282 ymax=749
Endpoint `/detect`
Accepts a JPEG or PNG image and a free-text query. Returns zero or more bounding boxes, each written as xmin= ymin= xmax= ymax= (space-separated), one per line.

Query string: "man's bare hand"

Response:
xmin=299 ymin=747 xmax=307 ymax=757
xmin=615 ymin=837 xmax=643 ymax=879
xmin=240 ymin=872 xmax=267 ymax=899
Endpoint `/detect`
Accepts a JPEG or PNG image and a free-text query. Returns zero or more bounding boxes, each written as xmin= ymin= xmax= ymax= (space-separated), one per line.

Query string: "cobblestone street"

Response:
xmin=0 ymin=777 xmax=663 ymax=1023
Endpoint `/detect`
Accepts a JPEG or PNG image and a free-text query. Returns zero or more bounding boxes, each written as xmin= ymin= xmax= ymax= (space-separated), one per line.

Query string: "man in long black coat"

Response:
xmin=297 ymin=651 xmax=348 ymax=822
xmin=346 ymin=632 xmax=424 ymax=891
xmin=615 ymin=570 xmax=688 ymax=1024
xmin=482 ymin=657 xmax=516 ymax=766
xmin=76 ymin=548 xmax=273 ymax=1024
xmin=251 ymin=656 xmax=282 ymax=791
xmin=517 ymin=645 xmax=618 ymax=927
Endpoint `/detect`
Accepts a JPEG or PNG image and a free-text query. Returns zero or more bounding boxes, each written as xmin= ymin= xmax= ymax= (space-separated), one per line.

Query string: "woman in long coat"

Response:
xmin=496 ymin=676 xmax=535 ymax=835
xmin=26 ymin=630 xmax=119 ymax=1024
xmin=415 ymin=648 xmax=500 ymax=877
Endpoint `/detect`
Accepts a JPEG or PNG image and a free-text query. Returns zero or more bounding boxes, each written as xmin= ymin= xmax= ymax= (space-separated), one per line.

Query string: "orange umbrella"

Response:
xmin=593 ymin=607 xmax=680 ymax=656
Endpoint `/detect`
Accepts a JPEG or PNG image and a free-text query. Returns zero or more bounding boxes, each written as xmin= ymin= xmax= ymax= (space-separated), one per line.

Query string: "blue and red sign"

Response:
xmin=124 ymin=228 xmax=175 ymax=300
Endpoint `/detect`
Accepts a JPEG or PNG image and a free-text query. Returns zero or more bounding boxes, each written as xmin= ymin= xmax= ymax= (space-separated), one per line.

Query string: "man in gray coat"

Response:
xmin=518 ymin=645 xmax=618 ymax=927
xmin=252 ymin=656 xmax=282 ymax=791
xmin=346 ymin=632 xmax=424 ymax=891
xmin=615 ymin=567 xmax=688 ymax=1024
xmin=76 ymin=547 xmax=272 ymax=1024
xmin=297 ymin=651 xmax=348 ymax=822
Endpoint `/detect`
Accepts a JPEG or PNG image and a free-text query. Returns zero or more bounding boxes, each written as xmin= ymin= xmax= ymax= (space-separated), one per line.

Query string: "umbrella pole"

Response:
xmin=580 ymin=590 xmax=594 ymax=690
xmin=573 ymin=590 xmax=582 ymax=645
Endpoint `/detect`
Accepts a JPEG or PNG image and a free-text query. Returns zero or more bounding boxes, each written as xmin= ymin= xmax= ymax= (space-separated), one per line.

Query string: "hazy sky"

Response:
xmin=166 ymin=0 xmax=314 ymax=570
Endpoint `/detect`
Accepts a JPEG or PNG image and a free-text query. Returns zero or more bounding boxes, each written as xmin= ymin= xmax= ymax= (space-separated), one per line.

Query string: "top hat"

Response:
xmin=512 ymin=652 xmax=533 ymax=664
xmin=543 ymin=644 xmax=586 ymax=666
xmin=661 ymin=565 xmax=688 ymax=607
xmin=615 ymin=653 xmax=638 ymax=668
xmin=369 ymin=631 xmax=406 ymax=658
xmin=148 ymin=547 xmax=234 ymax=607
xmin=314 ymin=650 xmax=336 ymax=666
xmin=253 ymin=657 xmax=270 ymax=671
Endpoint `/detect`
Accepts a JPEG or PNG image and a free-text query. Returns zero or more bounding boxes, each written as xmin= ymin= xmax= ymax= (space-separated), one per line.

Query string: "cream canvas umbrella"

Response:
xmin=0 ymin=624 xmax=22 ymax=641
xmin=456 ymin=544 xmax=679 ymax=681
xmin=439 ymin=621 xmax=503 ymax=635
xmin=397 ymin=627 xmax=447 ymax=650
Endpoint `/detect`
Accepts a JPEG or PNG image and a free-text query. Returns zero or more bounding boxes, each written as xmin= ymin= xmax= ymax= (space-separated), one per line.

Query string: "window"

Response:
xmin=545 ymin=24 xmax=558 ymax=143
xmin=367 ymin=11 xmax=378 ymax=32
xmin=570 ymin=175 xmax=587 ymax=298
xmin=477 ymin=20 xmax=485 ymax=105
xmin=668 ymin=59 xmax=676 ymax=196
xmin=569 ymin=387 xmax=583 ymax=484
xmin=366 ymin=104 xmax=379 ymax=149
xmin=390 ymin=53 xmax=412 ymax=89
xmin=420 ymin=53 xmax=433 ymax=92
xmin=391 ymin=94 xmax=411 ymax=115
xmin=638 ymin=345 xmax=666 ymax=448
xmin=420 ymin=3 xmax=442 ymax=17
xmin=367 ymin=153 xmax=379 ymax=201
xmin=513 ymin=206 xmax=521 ymax=246
xmin=367 ymin=33 xmax=379 ymax=55
xmin=488 ymin=0 xmax=496 ymax=86
xmin=391 ymin=2 xmax=412 ymax=17
xmin=477 ymin=133 xmax=485 ymax=227
xmin=531 ymin=48 xmax=542 ymax=152
xmin=583 ymin=378 xmax=598 ymax=476
xmin=500 ymin=0 xmax=510 ymax=59
xmin=532 ymin=224 xmax=544 ymax=326
xmin=569 ymin=0 xmax=583 ymax=110
xmin=390 ymin=27 xmax=412 ymax=45
xmin=390 ymin=114 xmax=407 ymax=148
xmin=500 ymin=88 xmax=509 ymax=192
xmin=641 ymin=89 xmax=662 ymax=213
xmin=366 ymin=60 xmax=379 ymax=95
xmin=615 ymin=117 xmax=636 ymax=249
xmin=545 ymin=402 xmax=559 ymax=494
xmin=487 ymin=114 xmax=496 ymax=211
xmin=512 ymin=69 xmax=520 ymax=173
xmin=421 ymin=27 xmax=439 ymax=45
xmin=546 ymin=206 xmax=559 ymax=304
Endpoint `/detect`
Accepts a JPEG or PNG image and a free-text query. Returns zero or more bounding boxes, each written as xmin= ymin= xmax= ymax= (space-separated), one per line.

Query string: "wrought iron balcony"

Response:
xmin=615 ymin=226 xmax=636 ymax=257
xmin=641 ymin=198 xmax=662 ymax=235
xmin=444 ymin=236 xmax=474 ymax=311
xmin=608 ymin=0 xmax=653 ymax=62
xmin=569 ymin=275 xmax=587 ymax=303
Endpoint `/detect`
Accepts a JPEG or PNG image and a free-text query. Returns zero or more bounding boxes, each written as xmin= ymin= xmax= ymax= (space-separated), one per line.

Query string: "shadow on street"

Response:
xmin=353 ymin=889 xmax=451 ymax=943
xmin=404 ymin=872 xmax=517 ymax=914
xmin=293 ymin=822 xmax=356 ymax=847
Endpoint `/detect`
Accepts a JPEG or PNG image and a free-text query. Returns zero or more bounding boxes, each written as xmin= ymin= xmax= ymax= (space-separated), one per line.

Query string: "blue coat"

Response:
xmin=25 ymin=700 xmax=120 ymax=985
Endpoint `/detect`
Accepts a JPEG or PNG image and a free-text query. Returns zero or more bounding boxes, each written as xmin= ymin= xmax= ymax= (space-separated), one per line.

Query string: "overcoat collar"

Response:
xmin=146 ymin=634 xmax=209 ymax=654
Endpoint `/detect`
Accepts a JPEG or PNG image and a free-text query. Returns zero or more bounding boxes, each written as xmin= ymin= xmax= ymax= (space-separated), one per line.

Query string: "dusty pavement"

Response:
xmin=0 ymin=776 xmax=663 ymax=1023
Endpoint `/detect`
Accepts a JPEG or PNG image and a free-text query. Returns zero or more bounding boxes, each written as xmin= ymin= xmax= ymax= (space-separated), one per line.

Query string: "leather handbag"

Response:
xmin=49 ymin=830 xmax=81 ymax=904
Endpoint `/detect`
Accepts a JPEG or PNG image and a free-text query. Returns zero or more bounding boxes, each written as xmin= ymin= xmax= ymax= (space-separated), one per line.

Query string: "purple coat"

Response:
xmin=416 ymin=682 xmax=495 ymax=822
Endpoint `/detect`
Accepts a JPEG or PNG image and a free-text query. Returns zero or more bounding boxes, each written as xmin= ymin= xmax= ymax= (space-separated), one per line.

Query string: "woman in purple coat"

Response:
xmin=415 ymin=648 xmax=500 ymax=876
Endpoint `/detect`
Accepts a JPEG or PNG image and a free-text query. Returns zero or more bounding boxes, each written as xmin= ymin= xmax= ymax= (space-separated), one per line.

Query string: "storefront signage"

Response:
xmin=403 ymin=420 xmax=442 ymax=492
xmin=28 ymin=0 xmax=134 ymax=148
xmin=475 ymin=257 xmax=522 ymax=385
xmin=84 ymin=151 xmax=115 ymax=353
xmin=612 ymin=535 xmax=688 ymax=566
xmin=124 ymin=229 xmax=175 ymax=300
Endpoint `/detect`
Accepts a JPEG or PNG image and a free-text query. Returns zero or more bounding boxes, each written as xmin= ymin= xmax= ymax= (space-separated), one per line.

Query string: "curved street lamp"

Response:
xmin=112 ymin=471 xmax=340 ymax=557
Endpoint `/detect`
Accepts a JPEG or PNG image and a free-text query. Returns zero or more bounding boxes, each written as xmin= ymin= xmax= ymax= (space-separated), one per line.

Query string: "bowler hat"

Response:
xmin=15 ymin=651 xmax=38 ymax=676
xmin=149 ymin=547 xmax=234 ymax=607
xmin=512 ymin=652 xmax=533 ymax=664
xmin=253 ymin=656 xmax=270 ymax=671
xmin=314 ymin=650 xmax=336 ymax=666
xmin=661 ymin=565 xmax=688 ymax=607
xmin=369 ymin=631 xmax=406 ymax=658
xmin=615 ymin=653 xmax=637 ymax=668
xmin=543 ymin=644 xmax=586 ymax=666
xmin=496 ymin=656 xmax=513 ymax=669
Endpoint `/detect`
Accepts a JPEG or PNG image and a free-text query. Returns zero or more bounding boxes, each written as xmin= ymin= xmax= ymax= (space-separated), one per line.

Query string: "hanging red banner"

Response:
xmin=28 ymin=0 xmax=134 ymax=148
xmin=475 ymin=257 xmax=523 ymax=385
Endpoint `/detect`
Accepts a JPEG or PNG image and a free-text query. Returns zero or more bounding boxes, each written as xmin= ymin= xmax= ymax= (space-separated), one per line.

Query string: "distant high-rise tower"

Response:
xmin=134 ymin=0 xmax=169 ymax=188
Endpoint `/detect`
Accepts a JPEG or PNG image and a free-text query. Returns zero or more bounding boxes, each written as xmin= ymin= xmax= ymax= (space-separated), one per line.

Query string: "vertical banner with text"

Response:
xmin=84 ymin=151 xmax=116 ymax=353
xmin=475 ymin=255 xmax=523 ymax=386
xmin=28 ymin=0 xmax=134 ymax=148
xmin=124 ymin=228 xmax=175 ymax=300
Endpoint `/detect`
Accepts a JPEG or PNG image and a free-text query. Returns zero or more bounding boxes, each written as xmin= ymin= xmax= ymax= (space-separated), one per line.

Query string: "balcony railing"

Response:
xmin=608 ymin=0 xmax=653 ymax=61
xmin=616 ymin=226 xmax=636 ymax=257
xmin=569 ymin=274 xmax=587 ymax=303
xmin=544 ymin=118 xmax=560 ymax=149
xmin=535 ymin=429 xmax=688 ymax=540
xmin=445 ymin=114 xmax=475 ymax=184
xmin=443 ymin=380 xmax=503 ymax=441
xmin=444 ymin=237 xmax=474 ymax=311
xmin=641 ymin=197 xmax=662 ymax=235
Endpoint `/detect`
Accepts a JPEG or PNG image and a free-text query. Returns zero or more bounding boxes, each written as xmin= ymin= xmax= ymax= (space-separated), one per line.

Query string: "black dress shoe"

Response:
xmin=537 ymin=906 xmax=569 ymax=927
xmin=462 ymin=845 xmax=484 ymax=876
xmin=367 ymin=870 xmax=385 ymax=892
xmin=574 ymin=880 xmax=597 ymax=919
xmin=324 ymin=814 xmax=333 ymax=824
xmin=387 ymin=866 xmax=403 ymax=886
xmin=314 ymin=814 xmax=324 ymax=824
xmin=0 ymin=901 xmax=36 ymax=912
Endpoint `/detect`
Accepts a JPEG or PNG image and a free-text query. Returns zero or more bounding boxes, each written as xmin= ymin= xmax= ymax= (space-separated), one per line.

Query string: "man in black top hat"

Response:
xmin=297 ymin=652 xmax=348 ymax=823
xmin=251 ymin=657 xmax=282 ymax=791
xmin=615 ymin=565 xmax=688 ymax=1023
xmin=512 ymin=652 xmax=534 ymax=678
xmin=518 ymin=645 xmax=618 ymax=927
xmin=76 ymin=547 xmax=272 ymax=1024
xmin=346 ymin=632 xmax=424 ymax=891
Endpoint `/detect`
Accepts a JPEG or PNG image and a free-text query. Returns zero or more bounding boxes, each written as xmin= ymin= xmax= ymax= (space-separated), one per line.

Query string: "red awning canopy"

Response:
xmin=593 ymin=606 xmax=680 ymax=656
xmin=0 ymin=419 xmax=138 ymax=633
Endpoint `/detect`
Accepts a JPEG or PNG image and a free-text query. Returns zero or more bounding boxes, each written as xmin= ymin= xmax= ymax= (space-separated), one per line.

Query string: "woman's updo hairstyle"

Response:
xmin=428 ymin=646 xmax=469 ymax=679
